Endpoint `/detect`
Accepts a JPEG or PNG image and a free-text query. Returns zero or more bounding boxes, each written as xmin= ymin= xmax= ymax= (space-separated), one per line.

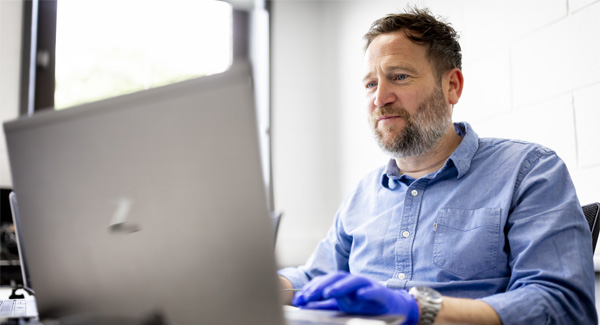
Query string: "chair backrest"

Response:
xmin=583 ymin=202 xmax=600 ymax=253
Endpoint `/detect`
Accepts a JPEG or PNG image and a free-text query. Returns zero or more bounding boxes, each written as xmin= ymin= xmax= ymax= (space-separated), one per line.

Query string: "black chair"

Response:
xmin=583 ymin=203 xmax=600 ymax=253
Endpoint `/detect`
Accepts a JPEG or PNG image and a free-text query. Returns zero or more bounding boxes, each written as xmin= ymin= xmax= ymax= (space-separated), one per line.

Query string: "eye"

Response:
xmin=394 ymin=74 xmax=408 ymax=81
xmin=365 ymin=81 xmax=377 ymax=89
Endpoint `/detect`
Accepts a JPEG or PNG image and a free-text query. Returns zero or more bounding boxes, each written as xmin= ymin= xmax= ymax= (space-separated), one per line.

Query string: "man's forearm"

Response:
xmin=435 ymin=296 xmax=501 ymax=324
xmin=279 ymin=275 xmax=295 ymax=305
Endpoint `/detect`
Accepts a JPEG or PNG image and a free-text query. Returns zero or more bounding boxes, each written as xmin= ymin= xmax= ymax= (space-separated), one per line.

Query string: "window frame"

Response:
xmin=20 ymin=0 xmax=56 ymax=115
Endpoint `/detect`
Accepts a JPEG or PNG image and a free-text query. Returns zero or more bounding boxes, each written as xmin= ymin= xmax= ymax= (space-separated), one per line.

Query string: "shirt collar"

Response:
xmin=381 ymin=122 xmax=479 ymax=189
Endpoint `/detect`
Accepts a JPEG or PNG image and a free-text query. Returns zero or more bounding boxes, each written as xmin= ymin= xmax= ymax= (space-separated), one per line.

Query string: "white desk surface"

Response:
xmin=0 ymin=288 xmax=12 ymax=300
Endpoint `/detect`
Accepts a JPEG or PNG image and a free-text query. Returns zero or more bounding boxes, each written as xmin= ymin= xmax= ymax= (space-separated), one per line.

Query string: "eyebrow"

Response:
xmin=362 ymin=65 xmax=419 ymax=82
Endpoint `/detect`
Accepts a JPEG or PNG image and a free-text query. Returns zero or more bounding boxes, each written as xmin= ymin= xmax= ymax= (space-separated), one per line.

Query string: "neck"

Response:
xmin=394 ymin=125 xmax=462 ymax=179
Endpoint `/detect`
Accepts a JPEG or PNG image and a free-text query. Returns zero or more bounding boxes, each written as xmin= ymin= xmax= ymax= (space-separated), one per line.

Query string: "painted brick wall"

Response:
xmin=455 ymin=1 xmax=600 ymax=206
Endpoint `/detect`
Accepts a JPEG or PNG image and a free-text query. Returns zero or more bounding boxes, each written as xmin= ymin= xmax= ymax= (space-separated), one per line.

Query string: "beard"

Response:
xmin=369 ymin=86 xmax=452 ymax=158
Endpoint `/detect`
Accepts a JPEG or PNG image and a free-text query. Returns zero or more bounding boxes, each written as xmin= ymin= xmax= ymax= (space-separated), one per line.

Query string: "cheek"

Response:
xmin=365 ymin=95 xmax=376 ymax=113
xmin=405 ymin=91 xmax=429 ymax=112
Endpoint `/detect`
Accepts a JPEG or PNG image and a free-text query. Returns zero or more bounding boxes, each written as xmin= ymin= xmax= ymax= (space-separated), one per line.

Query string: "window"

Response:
xmin=54 ymin=0 xmax=232 ymax=109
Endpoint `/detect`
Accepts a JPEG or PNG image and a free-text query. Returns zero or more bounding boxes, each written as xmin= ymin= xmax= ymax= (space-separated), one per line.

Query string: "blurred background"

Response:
xmin=1 ymin=0 xmax=599 ymax=301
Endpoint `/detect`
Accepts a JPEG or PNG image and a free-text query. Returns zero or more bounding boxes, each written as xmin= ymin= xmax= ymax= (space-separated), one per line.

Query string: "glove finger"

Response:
xmin=301 ymin=298 xmax=340 ymax=311
xmin=293 ymin=271 xmax=349 ymax=306
xmin=335 ymin=293 xmax=390 ymax=315
xmin=323 ymin=274 xmax=375 ymax=299
xmin=292 ymin=291 xmax=307 ymax=306
xmin=357 ymin=287 xmax=416 ymax=316
xmin=301 ymin=271 xmax=348 ymax=301
xmin=355 ymin=285 xmax=390 ymax=304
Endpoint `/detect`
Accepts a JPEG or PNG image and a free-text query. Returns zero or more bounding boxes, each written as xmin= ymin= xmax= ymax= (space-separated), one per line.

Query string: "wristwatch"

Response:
xmin=409 ymin=286 xmax=442 ymax=325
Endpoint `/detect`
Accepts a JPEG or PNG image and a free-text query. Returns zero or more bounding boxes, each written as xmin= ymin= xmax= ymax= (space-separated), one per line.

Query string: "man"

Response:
xmin=278 ymin=8 xmax=597 ymax=325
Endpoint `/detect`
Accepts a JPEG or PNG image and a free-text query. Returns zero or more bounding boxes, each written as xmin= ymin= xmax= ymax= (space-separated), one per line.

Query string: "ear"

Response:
xmin=444 ymin=68 xmax=463 ymax=105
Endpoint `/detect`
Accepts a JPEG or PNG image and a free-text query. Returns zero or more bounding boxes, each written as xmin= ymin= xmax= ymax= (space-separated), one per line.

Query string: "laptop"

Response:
xmin=4 ymin=60 xmax=405 ymax=325
xmin=4 ymin=59 xmax=286 ymax=324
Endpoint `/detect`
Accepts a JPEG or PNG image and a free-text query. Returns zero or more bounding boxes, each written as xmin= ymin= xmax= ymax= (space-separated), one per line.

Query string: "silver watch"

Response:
xmin=409 ymin=286 xmax=442 ymax=325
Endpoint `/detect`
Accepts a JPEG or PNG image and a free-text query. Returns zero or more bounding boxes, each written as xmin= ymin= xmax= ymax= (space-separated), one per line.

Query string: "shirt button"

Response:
xmin=397 ymin=273 xmax=406 ymax=280
xmin=411 ymin=190 xmax=418 ymax=196
xmin=402 ymin=231 xmax=410 ymax=238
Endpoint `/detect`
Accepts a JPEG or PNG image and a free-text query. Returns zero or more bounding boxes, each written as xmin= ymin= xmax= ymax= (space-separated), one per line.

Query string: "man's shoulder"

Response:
xmin=472 ymin=137 xmax=564 ymax=181
xmin=477 ymin=137 xmax=557 ymax=160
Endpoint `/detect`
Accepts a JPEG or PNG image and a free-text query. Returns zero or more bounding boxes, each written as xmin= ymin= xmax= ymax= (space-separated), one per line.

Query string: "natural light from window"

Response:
xmin=55 ymin=0 xmax=232 ymax=109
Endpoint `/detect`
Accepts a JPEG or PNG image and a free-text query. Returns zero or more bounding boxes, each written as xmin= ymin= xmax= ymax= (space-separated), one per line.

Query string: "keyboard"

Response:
xmin=0 ymin=298 xmax=38 ymax=319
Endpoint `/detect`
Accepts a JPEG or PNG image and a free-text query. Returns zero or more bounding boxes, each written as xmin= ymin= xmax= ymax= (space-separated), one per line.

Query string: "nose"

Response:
xmin=373 ymin=80 xmax=396 ymax=108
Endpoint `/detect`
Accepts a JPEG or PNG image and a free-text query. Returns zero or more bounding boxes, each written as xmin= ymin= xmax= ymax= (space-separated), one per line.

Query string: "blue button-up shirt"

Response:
xmin=279 ymin=122 xmax=596 ymax=324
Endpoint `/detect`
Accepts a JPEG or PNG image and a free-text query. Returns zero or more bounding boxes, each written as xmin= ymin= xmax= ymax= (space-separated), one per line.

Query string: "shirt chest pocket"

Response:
xmin=433 ymin=207 xmax=501 ymax=278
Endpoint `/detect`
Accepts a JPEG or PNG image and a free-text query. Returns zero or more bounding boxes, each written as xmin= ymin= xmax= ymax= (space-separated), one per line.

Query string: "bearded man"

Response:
xmin=277 ymin=8 xmax=596 ymax=325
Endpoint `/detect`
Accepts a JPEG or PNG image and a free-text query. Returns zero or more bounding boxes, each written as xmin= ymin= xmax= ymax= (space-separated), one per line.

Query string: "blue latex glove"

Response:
xmin=292 ymin=271 xmax=419 ymax=323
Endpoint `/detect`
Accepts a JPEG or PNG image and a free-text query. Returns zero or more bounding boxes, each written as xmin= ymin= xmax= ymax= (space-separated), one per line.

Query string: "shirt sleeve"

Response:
xmin=481 ymin=147 xmax=597 ymax=324
xmin=277 ymin=208 xmax=352 ymax=289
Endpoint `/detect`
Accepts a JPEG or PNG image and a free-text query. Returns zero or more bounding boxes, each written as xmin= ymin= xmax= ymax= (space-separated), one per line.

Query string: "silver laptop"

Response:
xmin=4 ymin=60 xmax=284 ymax=324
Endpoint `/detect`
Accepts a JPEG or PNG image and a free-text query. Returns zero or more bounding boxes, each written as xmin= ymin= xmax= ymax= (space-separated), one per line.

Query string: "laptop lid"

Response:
xmin=4 ymin=60 xmax=284 ymax=324
xmin=8 ymin=191 xmax=32 ymax=290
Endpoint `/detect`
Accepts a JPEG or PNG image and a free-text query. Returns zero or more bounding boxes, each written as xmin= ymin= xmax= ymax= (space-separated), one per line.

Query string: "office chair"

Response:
xmin=583 ymin=202 xmax=600 ymax=253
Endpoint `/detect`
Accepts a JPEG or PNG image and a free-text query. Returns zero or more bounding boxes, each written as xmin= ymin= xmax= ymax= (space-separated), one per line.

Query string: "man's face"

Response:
xmin=363 ymin=31 xmax=453 ymax=158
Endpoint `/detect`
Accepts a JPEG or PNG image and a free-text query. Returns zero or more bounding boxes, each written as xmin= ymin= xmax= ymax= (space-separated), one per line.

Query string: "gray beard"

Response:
xmin=371 ymin=87 xmax=452 ymax=158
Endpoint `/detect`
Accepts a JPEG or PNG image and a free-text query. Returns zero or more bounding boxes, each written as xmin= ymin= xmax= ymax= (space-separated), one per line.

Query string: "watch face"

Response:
xmin=416 ymin=286 xmax=443 ymax=303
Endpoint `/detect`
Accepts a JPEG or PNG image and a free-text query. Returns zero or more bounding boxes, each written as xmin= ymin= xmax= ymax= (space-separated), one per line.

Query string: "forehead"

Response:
xmin=363 ymin=31 xmax=431 ymax=73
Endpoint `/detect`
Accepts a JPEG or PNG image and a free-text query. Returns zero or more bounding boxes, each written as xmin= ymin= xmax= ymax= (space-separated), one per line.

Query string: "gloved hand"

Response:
xmin=292 ymin=271 xmax=419 ymax=323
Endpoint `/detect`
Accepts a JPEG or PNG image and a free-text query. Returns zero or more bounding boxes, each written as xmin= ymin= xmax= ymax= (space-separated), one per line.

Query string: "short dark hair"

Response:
xmin=363 ymin=8 xmax=462 ymax=80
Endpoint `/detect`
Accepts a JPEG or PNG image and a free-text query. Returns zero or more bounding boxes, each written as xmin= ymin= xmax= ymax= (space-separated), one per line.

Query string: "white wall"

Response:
xmin=0 ymin=0 xmax=23 ymax=188
xmin=272 ymin=0 xmax=600 ymax=267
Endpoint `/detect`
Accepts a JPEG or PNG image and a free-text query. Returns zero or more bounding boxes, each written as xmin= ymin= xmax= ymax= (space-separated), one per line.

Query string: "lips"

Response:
xmin=371 ymin=106 xmax=410 ymax=129
xmin=378 ymin=115 xmax=401 ymax=122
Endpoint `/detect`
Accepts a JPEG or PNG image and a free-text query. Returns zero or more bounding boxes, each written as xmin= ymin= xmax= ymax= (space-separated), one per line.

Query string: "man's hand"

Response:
xmin=292 ymin=271 xmax=419 ymax=322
